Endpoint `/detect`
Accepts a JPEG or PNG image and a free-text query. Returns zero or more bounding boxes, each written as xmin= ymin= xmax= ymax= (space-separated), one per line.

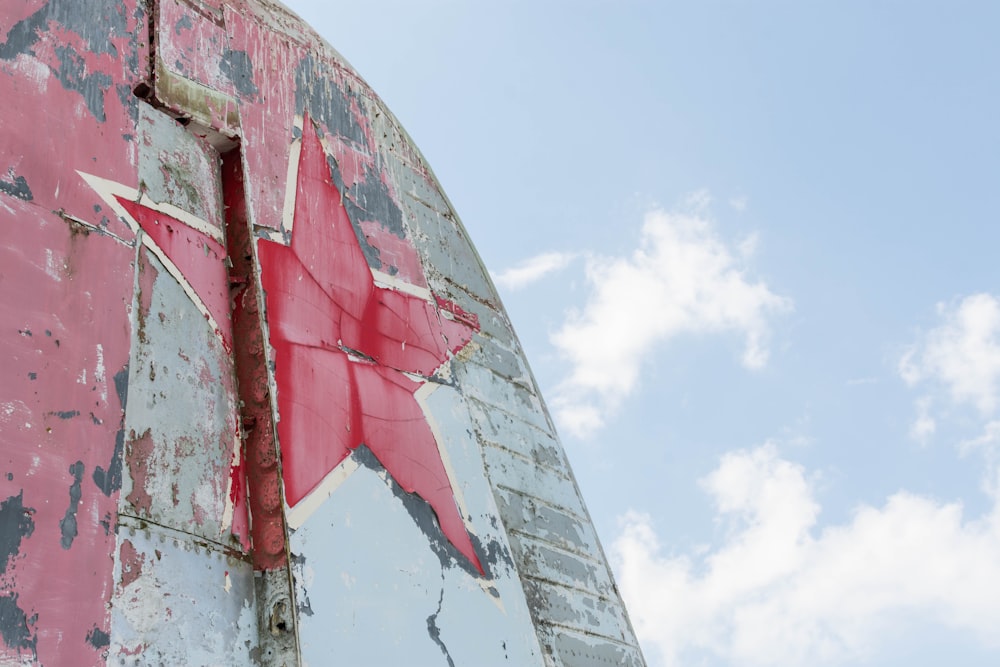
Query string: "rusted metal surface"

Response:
xmin=0 ymin=0 xmax=645 ymax=665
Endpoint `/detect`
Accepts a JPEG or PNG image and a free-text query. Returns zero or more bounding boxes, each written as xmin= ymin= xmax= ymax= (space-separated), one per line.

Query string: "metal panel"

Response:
xmin=109 ymin=519 xmax=256 ymax=664
xmin=1 ymin=1 xmax=646 ymax=664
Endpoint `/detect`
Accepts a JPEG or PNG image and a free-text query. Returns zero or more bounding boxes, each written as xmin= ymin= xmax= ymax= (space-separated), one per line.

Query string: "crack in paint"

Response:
xmin=425 ymin=580 xmax=455 ymax=667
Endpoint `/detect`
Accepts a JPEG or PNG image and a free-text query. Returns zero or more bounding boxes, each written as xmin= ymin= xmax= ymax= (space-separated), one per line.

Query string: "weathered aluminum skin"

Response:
xmin=0 ymin=1 xmax=645 ymax=665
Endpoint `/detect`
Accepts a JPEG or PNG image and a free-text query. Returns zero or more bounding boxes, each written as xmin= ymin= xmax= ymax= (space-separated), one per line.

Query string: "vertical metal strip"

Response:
xmin=223 ymin=151 xmax=300 ymax=666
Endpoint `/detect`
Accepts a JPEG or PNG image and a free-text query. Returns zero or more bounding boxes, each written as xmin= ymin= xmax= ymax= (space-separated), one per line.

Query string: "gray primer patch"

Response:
xmin=0 ymin=492 xmax=34 ymax=573
xmin=173 ymin=14 xmax=193 ymax=35
xmin=0 ymin=494 xmax=36 ymax=656
xmin=52 ymin=44 xmax=113 ymax=122
xmin=0 ymin=594 xmax=36 ymax=656
xmin=49 ymin=410 xmax=80 ymax=420
xmin=59 ymin=461 xmax=84 ymax=549
xmin=0 ymin=1 xmax=128 ymax=61
xmin=294 ymin=57 xmax=409 ymax=270
xmin=93 ymin=365 xmax=128 ymax=496
xmin=0 ymin=171 xmax=32 ymax=201
xmin=115 ymin=82 xmax=138 ymax=123
xmin=294 ymin=54 xmax=366 ymax=146
xmin=325 ymin=153 xmax=383 ymax=270
xmin=0 ymin=9 xmax=47 ymax=61
xmin=220 ymin=48 xmax=258 ymax=98
xmin=343 ymin=168 xmax=406 ymax=240
xmin=86 ymin=625 xmax=110 ymax=649
xmin=323 ymin=146 xmax=408 ymax=274
xmin=325 ymin=139 xmax=407 ymax=246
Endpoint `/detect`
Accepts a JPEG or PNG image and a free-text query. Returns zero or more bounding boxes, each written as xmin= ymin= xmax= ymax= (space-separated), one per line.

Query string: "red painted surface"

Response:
xmin=1 ymin=197 xmax=133 ymax=664
xmin=0 ymin=5 xmax=144 ymax=650
xmin=259 ymin=117 xmax=483 ymax=573
xmin=223 ymin=6 xmax=301 ymax=233
xmin=114 ymin=197 xmax=234 ymax=351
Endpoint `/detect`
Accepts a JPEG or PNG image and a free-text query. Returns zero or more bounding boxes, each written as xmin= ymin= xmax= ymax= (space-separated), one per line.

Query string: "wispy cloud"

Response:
xmin=729 ymin=195 xmax=748 ymax=213
xmin=900 ymin=293 xmax=1000 ymax=438
xmin=549 ymin=201 xmax=790 ymax=437
xmin=612 ymin=443 xmax=1000 ymax=667
xmin=492 ymin=251 xmax=577 ymax=291
xmin=901 ymin=293 xmax=1000 ymax=413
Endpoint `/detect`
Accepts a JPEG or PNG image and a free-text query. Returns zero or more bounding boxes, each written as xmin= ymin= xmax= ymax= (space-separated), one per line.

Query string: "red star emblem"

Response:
xmin=257 ymin=117 xmax=484 ymax=574
xmin=79 ymin=116 xmax=483 ymax=574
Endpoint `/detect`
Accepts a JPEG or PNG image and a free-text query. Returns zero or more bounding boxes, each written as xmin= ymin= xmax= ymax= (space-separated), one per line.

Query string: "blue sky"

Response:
xmin=282 ymin=2 xmax=1000 ymax=665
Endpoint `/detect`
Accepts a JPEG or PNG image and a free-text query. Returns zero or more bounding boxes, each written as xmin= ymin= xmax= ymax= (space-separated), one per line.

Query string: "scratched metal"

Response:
xmin=110 ymin=518 xmax=256 ymax=664
xmin=0 ymin=0 xmax=646 ymax=665
xmin=105 ymin=99 xmax=256 ymax=662
xmin=118 ymin=246 xmax=239 ymax=541
xmin=137 ymin=103 xmax=226 ymax=234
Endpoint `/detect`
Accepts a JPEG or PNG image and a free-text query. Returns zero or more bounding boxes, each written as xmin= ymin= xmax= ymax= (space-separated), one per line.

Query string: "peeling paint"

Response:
xmin=0 ymin=493 xmax=34 ymax=574
xmin=117 ymin=539 xmax=145 ymax=589
xmin=0 ymin=1 xmax=130 ymax=60
xmin=86 ymin=625 xmax=110 ymax=649
xmin=92 ymin=366 xmax=129 ymax=497
xmin=0 ymin=0 xmax=644 ymax=663
xmin=258 ymin=116 xmax=483 ymax=574
xmin=0 ymin=594 xmax=36 ymax=657
xmin=52 ymin=44 xmax=113 ymax=122
xmin=124 ymin=429 xmax=154 ymax=515
xmin=59 ymin=461 xmax=85 ymax=549
xmin=0 ymin=171 xmax=32 ymax=201
xmin=220 ymin=48 xmax=258 ymax=98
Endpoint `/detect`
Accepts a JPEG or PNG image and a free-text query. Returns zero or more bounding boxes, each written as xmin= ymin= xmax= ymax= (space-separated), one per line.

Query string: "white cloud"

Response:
xmin=550 ymin=205 xmax=790 ymax=437
xmin=491 ymin=251 xmax=577 ymax=291
xmin=901 ymin=293 xmax=1000 ymax=415
xmin=961 ymin=421 xmax=1000 ymax=498
xmin=612 ymin=444 xmax=1000 ymax=667
xmin=962 ymin=419 xmax=1000 ymax=454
